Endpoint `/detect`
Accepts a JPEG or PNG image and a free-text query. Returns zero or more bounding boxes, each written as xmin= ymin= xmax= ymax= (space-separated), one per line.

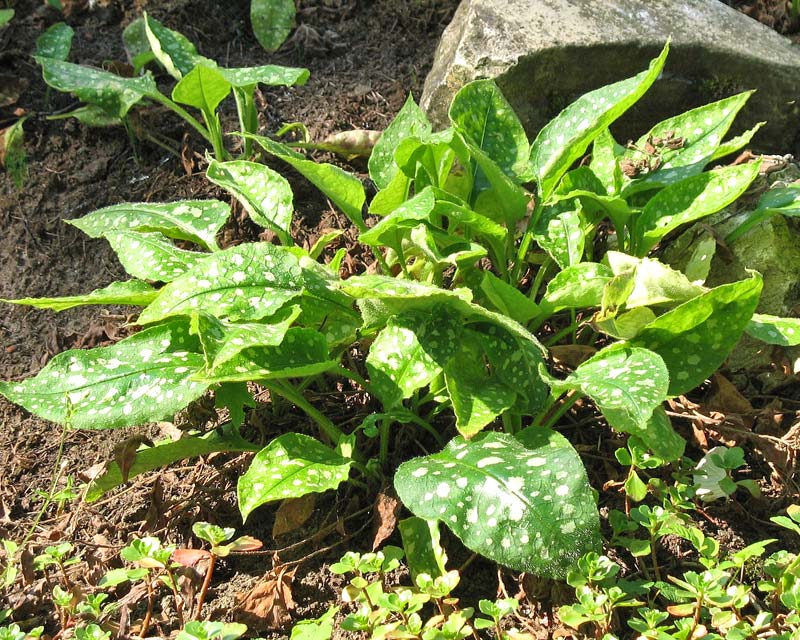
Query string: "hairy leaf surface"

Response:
xmin=105 ymin=231 xmax=206 ymax=282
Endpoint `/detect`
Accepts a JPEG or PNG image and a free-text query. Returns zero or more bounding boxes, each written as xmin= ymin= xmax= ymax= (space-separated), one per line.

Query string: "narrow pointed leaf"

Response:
xmin=369 ymin=94 xmax=431 ymax=189
xmin=207 ymin=159 xmax=293 ymax=243
xmin=0 ymin=321 xmax=209 ymax=429
xmin=238 ymin=433 xmax=352 ymax=520
xmin=711 ymin=122 xmax=764 ymax=161
xmin=747 ymin=314 xmax=800 ymax=346
xmin=246 ymin=133 xmax=366 ymax=231
xmin=138 ymin=242 xmax=304 ymax=324
xmin=251 ymin=0 xmax=296 ymax=52
xmin=35 ymin=22 xmax=73 ymax=60
xmin=589 ymin=128 xmax=625 ymax=195
xmin=394 ymin=430 xmax=600 ymax=578
xmin=634 ymin=161 xmax=761 ymax=255
xmin=144 ymin=13 xmax=205 ymax=79
xmin=2 ymin=279 xmax=157 ymax=312
xmin=37 ymin=57 xmax=157 ymax=118
xmin=87 ymin=426 xmax=259 ymax=502
xmin=530 ymin=43 xmax=669 ymax=199
xmin=631 ymin=273 xmax=763 ymax=395
xmin=68 ymin=200 xmax=230 ymax=251
xmin=533 ymin=203 xmax=585 ymax=268
xmin=449 ymin=79 xmax=529 ymax=181
xmin=462 ymin=136 xmax=529 ymax=224
xmin=219 ymin=64 xmax=308 ymax=88
xmin=105 ymin=231 xmax=206 ymax=282
xmin=540 ymin=344 xmax=670 ymax=452
xmin=398 ymin=517 xmax=447 ymax=580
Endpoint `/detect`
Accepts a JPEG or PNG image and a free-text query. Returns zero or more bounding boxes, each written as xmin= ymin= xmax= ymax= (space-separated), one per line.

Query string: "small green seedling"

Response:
xmin=692 ymin=446 xmax=760 ymax=502
xmin=176 ymin=620 xmax=248 ymax=640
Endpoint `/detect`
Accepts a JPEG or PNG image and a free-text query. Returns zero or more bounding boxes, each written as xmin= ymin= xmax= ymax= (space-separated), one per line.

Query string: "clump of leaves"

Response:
xmin=35 ymin=15 xmax=309 ymax=159
xmin=2 ymin=43 xmax=799 ymax=586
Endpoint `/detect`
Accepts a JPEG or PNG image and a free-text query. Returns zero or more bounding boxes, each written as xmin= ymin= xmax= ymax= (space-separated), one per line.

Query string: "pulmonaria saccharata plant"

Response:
xmin=3 ymin=42 xmax=800 ymax=579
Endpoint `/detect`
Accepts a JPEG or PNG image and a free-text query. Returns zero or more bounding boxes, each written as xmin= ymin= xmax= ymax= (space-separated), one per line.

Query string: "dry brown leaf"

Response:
xmin=549 ymin=345 xmax=596 ymax=369
xmin=235 ymin=562 xmax=296 ymax=631
xmin=272 ymin=494 xmax=316 ymax=539
xmin=371 ymin=491 xmax=400 ymax=550
xmin=113 ymin=435 xmax=154 ymax=483
xmin=707 ymin=374 xmax=754 ymax=416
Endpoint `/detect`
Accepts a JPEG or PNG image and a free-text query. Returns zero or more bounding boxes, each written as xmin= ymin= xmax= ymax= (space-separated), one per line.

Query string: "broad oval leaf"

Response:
xmin=138 ymin=242 xmax=304 ymax=324
xmin=2 ymin=279 xmax=157 ymax=312
xmin=394 ymin=430 xmax=600 ymax=578
xmin=369 ymin=94 xmax=432 ymax=189
xmin=206 ymin=159 xmax=294 ymax=243
xmin=605 ymin=251 xmax=705 ymax=308
xmin=105 ymin=231 xmax=206 ymax=282
xmin=542 ymin=262 xmax=613 ymax=313
xmin=37 ymin=57 xmax=157 ymax=118
xmin=540 ymin=344 xmax=669 ymax=451
xmin=68 ymin=200 xmax=230 ymax=251
xmin=533 ymin=202 xmax=585 ymax=269
xmin=238 ymin=433 xmax=352 ymax=520
xmin=35 ymin=22 xmax=73 ymax=60
xmin=747 ymin=314 xmax=800 ymax=346
xmin=631 ymin=272 xmax=763 ymax=395
xmin=250 ymin=0 xmax=296 ymax=52
xmin=172 ymin=64 xmax=231 ymax=113
xmin=0 ymin=320 xmax=209 ymax=429
xmin=449 ymin=79 xmax=529 ymax=182
xmin=634 ymin=161 xmax=761 ymax=255
xmin=530 ymin=43 xmax=668 ymax=199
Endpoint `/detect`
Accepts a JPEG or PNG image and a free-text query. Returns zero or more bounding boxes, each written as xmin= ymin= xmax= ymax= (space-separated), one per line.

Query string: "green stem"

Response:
xmin=528 ymin=257 xmax=553 ymax=302
xmin=544 ymin=319 xmax=581 ymax=347
xmin=540 ymin=392 xmax=580 ymax=430
xmin=265 ymin=381 xmax=343 ymax=443
xmin=147 ymin=92 xmax=214 ymax=146
xmin=379 ymin=418 xmax=391 ymax=467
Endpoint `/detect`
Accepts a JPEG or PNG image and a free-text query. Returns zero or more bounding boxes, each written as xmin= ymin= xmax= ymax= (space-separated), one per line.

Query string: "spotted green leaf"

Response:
xmin=621 ymin=92 xmax=754 ymax=193
xmin=2 ymin=279 xmax=157 ymax=312
xmin=639 ymin=406 xmax=685 ymax=461
xmin=122 ymin=18 xmax=156 ymax=72
xmin=53 ymin=105 xmax=122 ymax=127
xmin=631 ymin=272 xmax=763 ymax=395
xmin=530 ymin=42 xmax=669 ymax=199
xmin=747 ymin=314 xmax=800 ymax=346
xmin=605 ymin=251 xmax=705 ymax=309
xmin=104 ymin=231 xmax=206 ymax=282
xmin=196 ymin=328 xmax=337 ymax=383
xmin=144 ymin=13 xmax=206 ymax=79
xmin=218 ymin=64 xmax=309 ymax=88
xmin=726 ymin=184 xmax=800 ymax=244
xmin=86 ymin=425 xmax=259 ymax=502
xmin=532 ymin=203 xmax=585 ymax=268
xmin=37 ymin=57 xmax=157 ymax=119
xmin=359 ymin=187 xmax=436 ymax=250
xmin=449 ymin=79 xmax=529 ymax=182
xmin=475 ymin=324 xmax=549 ymax=416
xmin=588 ymin=128 xmax=625 ymax=195
xmin=394 ymin=429 xmax=601 ymax=578
xmin=172 ymin=63 xmax=231 ymax=113
xmin=710 ymin=122 xmax=764 ymax=161
xmin=398 ymin=517 xmax=447 ymax=581
xmin=367 ymin=316 xmax=453 ymax=409
xmin=540 ymin=344 xmax=669 ymax=451
xmin=238 ymin=432 xmax=352 ymax=520
xmin=246 ymin=133 xmax=366 ymax=232
xmin=0 ymin=320 xmax=209 ymax=429
xmin=633 ymin=161 xmax=761 ymax=255
xmin=206 ymin=159 xmax=293 ymax=244
xmin=445 ymin=343 xmax=516 ymax=437
xmin=35 ymin=22 xmax=73 ymax=60
xmin=192 ymin=306 xmax=301 ymax=369
xmin=138 ymin=242 xmax=303 ymax=324
xmin=251 ymin=0 xmax=296 ymax=52
xmin=369 ymin=94 xmax=432 ymax=189
xmin=68 ymin=200 xmax=230 ymax=251
xmin=541 ymin=262 xmax=613 ymax=313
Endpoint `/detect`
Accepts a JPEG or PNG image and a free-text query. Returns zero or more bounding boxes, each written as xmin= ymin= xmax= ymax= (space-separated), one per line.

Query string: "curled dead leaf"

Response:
xmin=272 ymin=494 xmax=316 ymax=539
xmin=371 ymin=490 xmax=400 ymax=551
xmin=234 ymin=562 xmax=296 ymax=631
xmin=113 ymin=435 xmax=154 ymax=483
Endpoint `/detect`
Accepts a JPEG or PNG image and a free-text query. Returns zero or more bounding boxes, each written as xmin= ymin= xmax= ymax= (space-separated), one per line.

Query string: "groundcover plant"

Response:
xmin=2 ymin=42 xmax=800 ymax=593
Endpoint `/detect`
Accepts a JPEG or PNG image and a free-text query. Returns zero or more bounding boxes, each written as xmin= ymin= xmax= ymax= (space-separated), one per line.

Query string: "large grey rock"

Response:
xmin=422 ymin=0 xmax=800 ymax=154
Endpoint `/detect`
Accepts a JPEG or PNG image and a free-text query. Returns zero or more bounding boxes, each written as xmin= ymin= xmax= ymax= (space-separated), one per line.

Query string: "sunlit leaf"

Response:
xmin=747 ymin=314 xmax=800 ymax=346
xmin=105 ymin=231 xmax=207 ymax=282
xmin=2 ymin=279 xmax=157 ymax=312
xmin=395 ymin=430 xmax=600 ymax=578
xmin=238 ymin=433 xmax=352 ymax=520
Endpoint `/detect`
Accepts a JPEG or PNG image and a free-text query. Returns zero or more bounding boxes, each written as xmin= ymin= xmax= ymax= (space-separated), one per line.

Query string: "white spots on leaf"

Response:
xmin=476 ymin=456 xmax=503 ymax=468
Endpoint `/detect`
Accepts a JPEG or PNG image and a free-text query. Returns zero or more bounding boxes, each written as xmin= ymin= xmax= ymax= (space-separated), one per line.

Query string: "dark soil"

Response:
xmin=0 ymin=0 xmax=799 ymax=639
